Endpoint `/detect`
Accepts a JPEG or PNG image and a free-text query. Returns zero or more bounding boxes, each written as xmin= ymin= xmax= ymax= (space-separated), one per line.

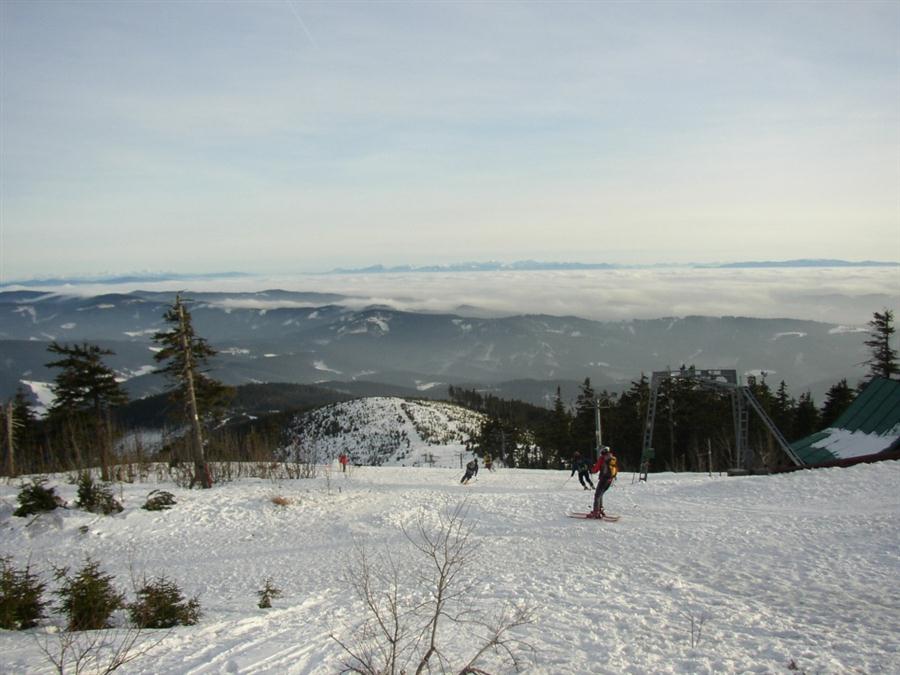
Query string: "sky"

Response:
xmin=1 ymin=0 xmax=899 ymax=281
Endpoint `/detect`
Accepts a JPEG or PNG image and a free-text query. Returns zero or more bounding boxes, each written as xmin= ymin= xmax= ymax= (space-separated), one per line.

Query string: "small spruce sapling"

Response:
xmin=129 ymin=576 xmax=201 ymax=628
xmin=257 ymin=578 xmax=282 ymax=609
xmin=14 ymin=479 xmax=65 ymax=517
xmin=0 ymin=556 xmax=47 ymax=629
xmin=75 ymin=472 xmax=123 ymax=515
xmin=54 ymin=558 xmax=125 ymax=631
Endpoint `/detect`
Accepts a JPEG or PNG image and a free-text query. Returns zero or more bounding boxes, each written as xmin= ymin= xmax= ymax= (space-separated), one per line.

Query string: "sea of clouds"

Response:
xmin=9 ymin=267 xmax=899 ymax=327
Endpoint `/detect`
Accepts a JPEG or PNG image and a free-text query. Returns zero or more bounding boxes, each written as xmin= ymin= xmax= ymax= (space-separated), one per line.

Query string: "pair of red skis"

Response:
xmin=567 ymin=511 xmax=620 ymax=522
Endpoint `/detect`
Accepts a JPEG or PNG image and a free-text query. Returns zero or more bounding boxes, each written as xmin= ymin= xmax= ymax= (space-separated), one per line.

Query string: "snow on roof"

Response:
xmin=806 ymin=427 xmax=899 ymax=461
xmin=792 ymin=377 xmax=900 ymax=464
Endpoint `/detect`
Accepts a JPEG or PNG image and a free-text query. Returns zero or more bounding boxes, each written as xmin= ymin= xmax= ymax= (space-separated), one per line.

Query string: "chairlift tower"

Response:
xmin=639 ymin=367 xmax=805 ymax=479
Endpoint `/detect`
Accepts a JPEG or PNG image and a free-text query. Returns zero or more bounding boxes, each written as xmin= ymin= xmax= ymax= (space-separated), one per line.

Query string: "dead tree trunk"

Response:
xmin=4 ymin=402 xmax=16 ymax=478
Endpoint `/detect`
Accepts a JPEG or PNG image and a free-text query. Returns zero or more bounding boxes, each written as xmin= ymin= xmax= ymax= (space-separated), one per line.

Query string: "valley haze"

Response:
xmin=3 ymin=264 xmax=897 ymax=326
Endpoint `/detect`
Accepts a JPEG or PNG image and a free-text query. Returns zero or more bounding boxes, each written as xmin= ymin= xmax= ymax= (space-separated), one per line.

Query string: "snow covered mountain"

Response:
xmin=281 ymin=397 xmax=486 ymax=467
xmin=0 ymin=289 xmax=871 ymax=404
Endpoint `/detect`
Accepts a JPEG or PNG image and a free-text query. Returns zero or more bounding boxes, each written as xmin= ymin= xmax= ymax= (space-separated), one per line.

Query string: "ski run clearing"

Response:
xmin=1 ymin=460 xmax=898 ymax=674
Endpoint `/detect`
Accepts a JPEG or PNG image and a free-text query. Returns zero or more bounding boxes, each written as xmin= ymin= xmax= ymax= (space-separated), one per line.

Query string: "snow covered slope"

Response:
xmin=1 ymin=462 xmax=898 ymax=674
xmin=281 ymin=397 xmax=486 ymax=467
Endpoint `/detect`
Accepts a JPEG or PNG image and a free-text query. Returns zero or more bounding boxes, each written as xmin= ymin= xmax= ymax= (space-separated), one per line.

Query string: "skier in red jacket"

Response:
xmin=590 ymin=447 xmax=617 ymax=518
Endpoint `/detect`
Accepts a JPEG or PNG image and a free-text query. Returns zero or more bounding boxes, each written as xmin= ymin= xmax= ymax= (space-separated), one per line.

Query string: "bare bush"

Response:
xmin=679 ymin=606 xmax=711 ymax=648
xmin=333 ymin=502 xmax=536 ymax=674
xmin=167 ymin=463 xmax=194 ymax=489
xmin=37 ymin=625 xmax=167 ymax=675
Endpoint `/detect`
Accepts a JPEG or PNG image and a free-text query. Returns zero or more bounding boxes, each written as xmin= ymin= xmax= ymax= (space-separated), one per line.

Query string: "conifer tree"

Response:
xmin=863 ymin=309 xmax=898 ymax=381
xmin=771 ymin=381 xmax=795 ymax=441
xmin=820 ymin=379 xmax=856 ymax=428
xmin=793 ymin=392 xmax=820 ymax=439
xmin=153 ymin=295 xmax=232 ymax=488
xmin=614 ymin=374 xmax=649 ymax=471
xmin=570 ymin=378 xmax=597 ymax=456
xmin=45 ymin=342 xmax=127 ymax=479
xmin=477 ymin=416 xmax=517 ymax=468
xmin=536 ymin=387 xmax=571 ymax=468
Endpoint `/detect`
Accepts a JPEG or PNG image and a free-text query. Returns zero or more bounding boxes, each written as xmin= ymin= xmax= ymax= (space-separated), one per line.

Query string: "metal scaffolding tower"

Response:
xmin=639 ymin=367 xmax=805 ymax=479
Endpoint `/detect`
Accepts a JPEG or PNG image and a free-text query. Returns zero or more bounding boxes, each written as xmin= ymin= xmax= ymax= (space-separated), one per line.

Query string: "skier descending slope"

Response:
xmin=570 ymin=451 xmax=594 ymax=490
xmin=461 ymin=458 xmax=479 ymax=484
xmin=589 ymin=446 xmax=617 ymax=518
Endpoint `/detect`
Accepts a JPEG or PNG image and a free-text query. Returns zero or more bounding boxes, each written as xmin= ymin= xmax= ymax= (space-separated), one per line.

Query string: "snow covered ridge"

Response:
xmin=281 ymin=397 xmax=486 ymax=467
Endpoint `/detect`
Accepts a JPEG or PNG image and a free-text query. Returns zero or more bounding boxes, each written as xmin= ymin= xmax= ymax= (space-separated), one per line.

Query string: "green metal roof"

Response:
xmin=790 ymin=377 xmax=900 ymax=466
xmin=832 ymin=377 xmax=900 ymax=434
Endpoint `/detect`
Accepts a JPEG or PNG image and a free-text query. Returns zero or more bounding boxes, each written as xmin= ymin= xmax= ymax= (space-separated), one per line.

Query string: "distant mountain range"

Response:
xmin=2 ymin=259 xmax=896 ymax=287
xmin=0 ymin=271 xmax=254 ymax=287
xmin=328 ymin=259 xmax=900 ymax=273
xmin=0 ymin=289 xmax=872 ymax=409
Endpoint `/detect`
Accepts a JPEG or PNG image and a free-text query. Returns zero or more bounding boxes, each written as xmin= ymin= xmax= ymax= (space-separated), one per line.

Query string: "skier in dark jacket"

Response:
xmin=590 ymin=446 xmax=617 ymax=517
xmin=461 ymin=458 xmax=479 ymax=484
xmin=570 ymin=452 xmax=594 ymax=490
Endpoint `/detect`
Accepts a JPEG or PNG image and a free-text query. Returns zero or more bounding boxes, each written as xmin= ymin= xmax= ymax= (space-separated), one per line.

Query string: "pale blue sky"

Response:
xmin=1 ymin=0 xmax=898 ymax=280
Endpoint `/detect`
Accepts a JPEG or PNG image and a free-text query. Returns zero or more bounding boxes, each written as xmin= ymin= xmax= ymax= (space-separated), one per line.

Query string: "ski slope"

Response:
xmin=1 ymin=461 xmax=898 ymax=674
xmin=282 ymin=397 xmax=485 ymax=467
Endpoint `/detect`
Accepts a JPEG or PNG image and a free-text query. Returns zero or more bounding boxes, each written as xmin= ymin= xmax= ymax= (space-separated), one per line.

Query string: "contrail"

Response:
xmin=284 ymin=0 xmax=318 ymax=49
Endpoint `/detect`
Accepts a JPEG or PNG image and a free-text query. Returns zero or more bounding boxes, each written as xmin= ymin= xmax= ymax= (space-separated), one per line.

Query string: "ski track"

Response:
xmin=1 ymin=463 xmax=899 ymax=674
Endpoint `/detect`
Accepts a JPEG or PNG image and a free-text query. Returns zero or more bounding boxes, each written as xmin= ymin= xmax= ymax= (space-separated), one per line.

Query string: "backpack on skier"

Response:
xmin=608 ymin=453 xmax=618 ymax=479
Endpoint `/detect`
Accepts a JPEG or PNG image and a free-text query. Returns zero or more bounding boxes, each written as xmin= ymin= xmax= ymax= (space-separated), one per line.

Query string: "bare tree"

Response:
xmin=333 ymin=502 xmax=536 ymax=674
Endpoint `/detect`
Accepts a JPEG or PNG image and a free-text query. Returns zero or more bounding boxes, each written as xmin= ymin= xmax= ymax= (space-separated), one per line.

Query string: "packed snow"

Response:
xmin=1 ymin=458 xmax=898 ymax=674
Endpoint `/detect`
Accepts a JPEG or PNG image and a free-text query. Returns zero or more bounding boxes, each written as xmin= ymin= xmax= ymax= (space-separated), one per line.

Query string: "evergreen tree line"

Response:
xmin=456 ymin=309 xmax=897 ymax=474
xmin=1 ymin=296 xmax=236 ymax=485
xmin=2 ymin=306 xmax=897 ymax=479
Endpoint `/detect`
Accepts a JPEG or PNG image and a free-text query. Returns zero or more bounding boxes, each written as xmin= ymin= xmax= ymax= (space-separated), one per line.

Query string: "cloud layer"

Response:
xmin=15 ymin=267 xmax=897 ymax=327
